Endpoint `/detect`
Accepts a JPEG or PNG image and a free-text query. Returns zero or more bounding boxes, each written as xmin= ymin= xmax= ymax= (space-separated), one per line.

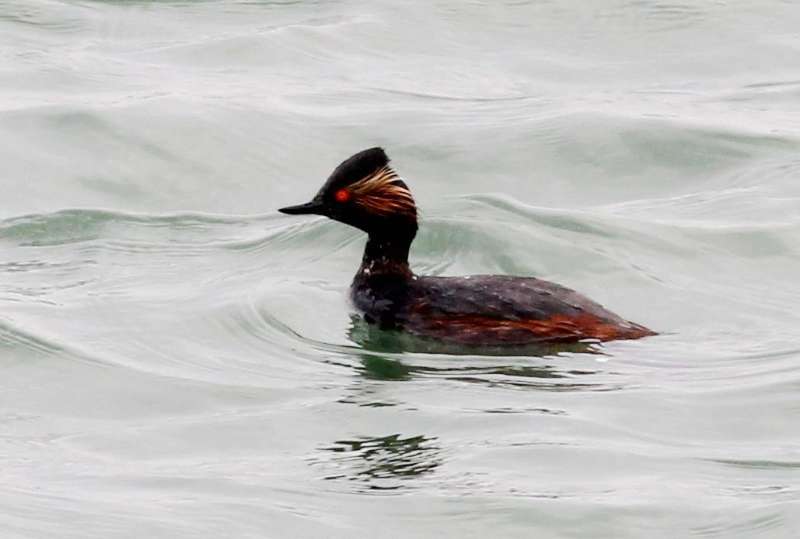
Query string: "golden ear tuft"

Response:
xmin=349 ymin=166 xmax=416 ymax=218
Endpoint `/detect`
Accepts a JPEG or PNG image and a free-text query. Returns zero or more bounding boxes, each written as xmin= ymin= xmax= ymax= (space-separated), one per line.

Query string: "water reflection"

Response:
xmin=348 ymin=315 xmax=601 ymax=356
xmin=359 ymin=354 xmax=412 ymax=381
xmin=349 ymin=351 xmax=613 ymax=392
xmin=315 ymin=434 xmax=442 ymax=491
xmin=329 ymin=317 xmax=623 ymax=406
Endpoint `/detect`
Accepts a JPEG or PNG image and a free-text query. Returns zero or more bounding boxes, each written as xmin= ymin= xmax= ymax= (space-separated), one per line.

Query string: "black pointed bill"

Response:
xmin=278 ymin=200 xmax=325 ymax=215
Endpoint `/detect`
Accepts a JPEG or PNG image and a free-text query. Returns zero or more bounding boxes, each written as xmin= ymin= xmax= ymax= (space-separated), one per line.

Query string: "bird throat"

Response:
xmin=358 ymin=232 xmax=415 ymax=279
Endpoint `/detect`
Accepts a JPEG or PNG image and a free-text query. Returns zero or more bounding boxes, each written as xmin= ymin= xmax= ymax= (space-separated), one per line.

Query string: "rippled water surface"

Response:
xmin=2 ymin=1 xmax=800 ymax=537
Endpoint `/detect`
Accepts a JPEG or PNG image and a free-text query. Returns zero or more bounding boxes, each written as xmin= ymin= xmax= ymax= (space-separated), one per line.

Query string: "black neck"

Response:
xmin=358 ymin=229 xmax=416 ymax=279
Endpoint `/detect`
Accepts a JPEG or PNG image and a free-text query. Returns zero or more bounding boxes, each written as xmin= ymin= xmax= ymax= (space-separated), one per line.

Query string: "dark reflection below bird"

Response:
xmin=280 ymin=148 xmax=655 ymax=347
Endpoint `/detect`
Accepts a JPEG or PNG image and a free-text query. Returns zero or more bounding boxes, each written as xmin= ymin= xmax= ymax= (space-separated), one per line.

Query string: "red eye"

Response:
xmin=334 ymin=189 xmax=351 ymax=203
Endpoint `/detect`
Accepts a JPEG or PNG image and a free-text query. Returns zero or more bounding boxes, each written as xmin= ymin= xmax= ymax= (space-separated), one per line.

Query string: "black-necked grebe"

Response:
xmin=279 ymin=148 xmax=655 ymax=345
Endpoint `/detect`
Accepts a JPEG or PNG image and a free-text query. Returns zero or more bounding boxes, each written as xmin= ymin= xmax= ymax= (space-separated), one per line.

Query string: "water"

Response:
xmin=2 ymin=0 xmax=799 ymax=537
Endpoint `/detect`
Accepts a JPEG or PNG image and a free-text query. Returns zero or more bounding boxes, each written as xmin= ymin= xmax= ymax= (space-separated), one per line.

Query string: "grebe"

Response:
xmin=279 ymin=148 xmax=655 ymax=346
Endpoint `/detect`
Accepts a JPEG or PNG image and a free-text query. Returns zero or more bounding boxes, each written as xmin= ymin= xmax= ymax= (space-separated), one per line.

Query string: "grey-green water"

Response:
xmin=2 ymin=1 xmax=800 ymax=537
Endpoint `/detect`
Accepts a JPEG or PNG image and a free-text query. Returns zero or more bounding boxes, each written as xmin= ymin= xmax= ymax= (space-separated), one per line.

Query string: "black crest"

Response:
xmin=325 ymin=147 xmax=389 ymax=190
